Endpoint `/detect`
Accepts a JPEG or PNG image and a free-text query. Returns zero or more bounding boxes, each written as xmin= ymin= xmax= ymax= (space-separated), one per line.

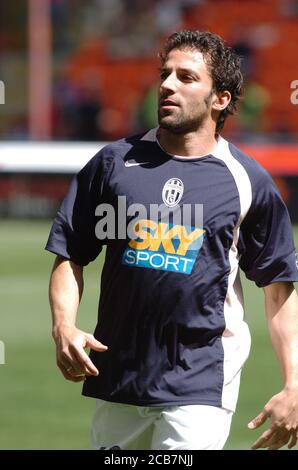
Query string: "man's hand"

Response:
xmin=248 ymin=388 xmax=298 ymax=450
xmin=53 ymin=324 xmax=108 ymax=382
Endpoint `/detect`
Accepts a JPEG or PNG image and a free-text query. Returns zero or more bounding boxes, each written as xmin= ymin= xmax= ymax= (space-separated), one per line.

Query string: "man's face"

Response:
xmin=158 ymin=48 xmax=215 ymax=134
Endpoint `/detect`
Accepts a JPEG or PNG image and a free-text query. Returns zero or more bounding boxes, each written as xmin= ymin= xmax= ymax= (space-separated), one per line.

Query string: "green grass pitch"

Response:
xmin=0 ymin=220 xmax=297 ymax=449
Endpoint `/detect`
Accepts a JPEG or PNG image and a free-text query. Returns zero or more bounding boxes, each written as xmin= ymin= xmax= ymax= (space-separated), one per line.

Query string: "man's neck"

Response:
xmin=158 ymin=127 xmax=218 ymax=157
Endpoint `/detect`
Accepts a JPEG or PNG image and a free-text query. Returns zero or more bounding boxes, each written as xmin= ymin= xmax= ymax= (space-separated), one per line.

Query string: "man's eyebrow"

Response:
xmin=159 ymin=66 xmax=199 ymax=77
xmin=178 ymin=67 xmax=199 ymax=77
xmin=159 ymin=66 xmax=170 ymax=73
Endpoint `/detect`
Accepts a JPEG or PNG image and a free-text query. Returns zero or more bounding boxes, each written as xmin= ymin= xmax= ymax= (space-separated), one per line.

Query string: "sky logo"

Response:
xmin=122 ymin=219 xmax=205 ymax=275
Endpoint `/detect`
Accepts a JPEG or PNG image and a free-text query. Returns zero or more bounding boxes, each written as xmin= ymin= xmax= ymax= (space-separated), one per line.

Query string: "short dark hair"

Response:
xmin=159 ymin=30 xmax=243 ymax=133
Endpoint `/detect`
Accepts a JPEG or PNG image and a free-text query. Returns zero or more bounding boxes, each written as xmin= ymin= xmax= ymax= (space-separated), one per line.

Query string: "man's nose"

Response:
xmin=160 ymin=73 xmax=177 ymax=92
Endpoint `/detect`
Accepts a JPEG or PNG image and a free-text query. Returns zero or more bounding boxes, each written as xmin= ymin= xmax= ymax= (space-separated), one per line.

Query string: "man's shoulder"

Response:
xmin=225 ymin=139 xmax=272 ymax=186
xmin=80 ymin=129 xmax=157 ymax=178
xmin=100 ymin=129 xmax=157 ymax=157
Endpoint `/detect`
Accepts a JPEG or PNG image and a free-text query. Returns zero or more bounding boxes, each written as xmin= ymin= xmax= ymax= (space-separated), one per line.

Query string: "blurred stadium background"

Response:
xmin=0 ymin=0 xmax=298 ymax=450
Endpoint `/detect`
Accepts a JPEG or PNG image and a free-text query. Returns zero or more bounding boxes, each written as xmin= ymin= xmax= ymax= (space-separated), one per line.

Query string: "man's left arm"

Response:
xmin=248 ymin=281 xmax=298 ymax=450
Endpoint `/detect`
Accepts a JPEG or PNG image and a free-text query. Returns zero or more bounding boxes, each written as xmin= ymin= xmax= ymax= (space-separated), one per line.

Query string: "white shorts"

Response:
xmin=91 ymin=400 xmax=233 ymax=450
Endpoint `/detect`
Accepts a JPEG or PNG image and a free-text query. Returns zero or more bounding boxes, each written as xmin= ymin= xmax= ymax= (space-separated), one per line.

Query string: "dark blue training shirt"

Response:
xmin=46 ymin=128 xmax=298 ymax=411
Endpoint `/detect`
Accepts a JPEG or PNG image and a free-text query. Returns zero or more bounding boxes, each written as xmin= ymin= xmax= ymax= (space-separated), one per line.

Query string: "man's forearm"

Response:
xmin=264 ymin=282 xmax=298 ymax=389
xmin=49 ymin=256 xmax=84 ymax=335
xmin=48 ymin=256 xmax=106 ymax=381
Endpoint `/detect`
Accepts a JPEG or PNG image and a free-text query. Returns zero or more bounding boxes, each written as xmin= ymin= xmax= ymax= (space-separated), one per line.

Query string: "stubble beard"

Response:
xmin=158 ymin=109 xmax=207 ymax=134
xmin=158 ymin=91 xmax=214 ymax=135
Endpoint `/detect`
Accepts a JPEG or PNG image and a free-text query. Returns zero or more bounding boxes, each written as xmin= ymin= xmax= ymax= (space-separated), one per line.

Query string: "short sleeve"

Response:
xmin=45 ymin=150 xmax=109 ymax=266
xmin=238 ymin=172 xmax=298 ymax=287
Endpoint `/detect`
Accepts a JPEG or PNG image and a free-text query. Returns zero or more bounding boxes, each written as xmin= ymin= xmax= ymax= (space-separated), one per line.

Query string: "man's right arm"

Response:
xmin=49 ymin=255 xmax=108 ymax=382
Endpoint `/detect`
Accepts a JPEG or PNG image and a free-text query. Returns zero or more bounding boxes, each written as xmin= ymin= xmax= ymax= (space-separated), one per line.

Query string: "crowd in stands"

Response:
xmin=1 ymin=0 xmax=298 ymax=142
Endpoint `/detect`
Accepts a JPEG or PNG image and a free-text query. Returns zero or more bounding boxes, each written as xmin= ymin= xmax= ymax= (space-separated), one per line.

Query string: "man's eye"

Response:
xmin=160 ymin=72 xmax=168 ymax=80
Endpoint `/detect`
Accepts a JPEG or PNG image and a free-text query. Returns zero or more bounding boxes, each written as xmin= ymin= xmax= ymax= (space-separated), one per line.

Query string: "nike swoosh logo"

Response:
xmin=124 ymin=161 xmax=151 ymax=167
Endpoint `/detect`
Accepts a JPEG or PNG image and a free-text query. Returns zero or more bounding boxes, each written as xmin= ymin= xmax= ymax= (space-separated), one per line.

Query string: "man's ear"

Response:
xmin=212 ymin=90 xmax=231 ymax=111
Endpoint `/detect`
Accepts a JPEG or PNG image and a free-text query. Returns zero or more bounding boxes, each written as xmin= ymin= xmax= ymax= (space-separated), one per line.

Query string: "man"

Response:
xmin=46 ymin=30 xmax=298 ymax=450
